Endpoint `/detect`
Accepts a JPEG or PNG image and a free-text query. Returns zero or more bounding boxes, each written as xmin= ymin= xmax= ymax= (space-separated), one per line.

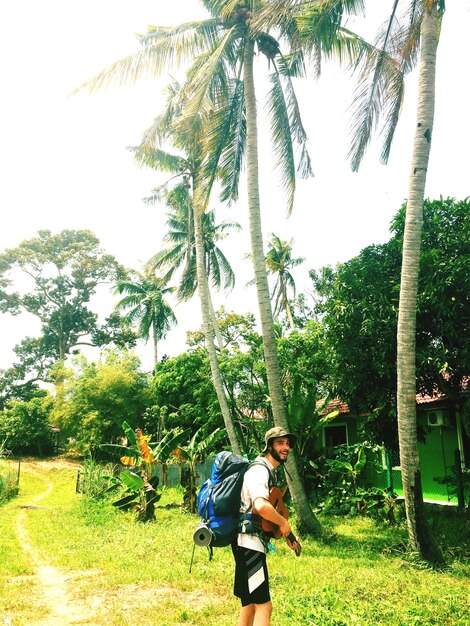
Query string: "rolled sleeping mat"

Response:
xmin=193 ymin=522 xmax=213 ymax=547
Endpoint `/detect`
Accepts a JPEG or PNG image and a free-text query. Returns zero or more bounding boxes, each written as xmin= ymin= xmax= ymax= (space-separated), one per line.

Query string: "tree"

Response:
xmin=0 ymin=229 xmax=129 ymax=394
xmin=265 ymin=234 xmax=304 ymax=329
xmin=115 ymin=269 xmax=177 ymax=368
xmin=147 ymin=188 xmax=240 ymax=303
xmin=311 ymin=197 xmax=469 ymax=442
xmin=148 ymin=185 xmax=240 ymax=350
xmin=60 ymin=350 xmax=154 ymax=454
xmin=77 ymin=0 xmax=322 ymax=533
xmin=130 ymin=83 xmax=243 ymax=454
xmin=0 ymin=392 xmax=55 ymax=456
xmin=347 ymin=1 xmax=445 ymax=561
xmin=151 ymin=348 xmax=223 ymax=436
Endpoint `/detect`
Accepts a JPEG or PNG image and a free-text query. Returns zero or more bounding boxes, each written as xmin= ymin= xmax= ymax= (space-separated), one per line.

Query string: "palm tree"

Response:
xmin=77 ymin=0 xmax=322 ymax=534
xmin=115 ymin=269 xmax=177 ymax=368
xmin=131 ymin=83 xmax=244 ymax=455
xmin=151 ymin=203 xmax=239 ymax=302
xmin=266 ymin=234 xmax=304 ymax=329
xmin=147 ymin=183 xmax=240 ymax=349
xmin=345 ymin=1 xmax=444 ymax=561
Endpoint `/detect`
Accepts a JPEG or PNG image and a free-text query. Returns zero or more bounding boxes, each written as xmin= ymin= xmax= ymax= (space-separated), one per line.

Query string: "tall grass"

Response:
xmin=77 ymin=455 xmax=118 ymax=499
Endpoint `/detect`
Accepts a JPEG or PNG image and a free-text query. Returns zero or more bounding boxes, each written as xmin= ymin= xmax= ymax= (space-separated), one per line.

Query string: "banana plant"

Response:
xmin=100 ymin=421 xmax=190 ymax=521
xmin=172 ymin=427 xmax=223 ymax=513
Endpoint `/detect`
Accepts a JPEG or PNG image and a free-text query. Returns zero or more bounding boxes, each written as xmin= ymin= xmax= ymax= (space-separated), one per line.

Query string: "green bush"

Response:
xmin=0 ymin=439 xmax=19 ymax=503
xmin=0 ymin=395 xmax=55 ymax=456
xmin=0 ymin=469 xmax=19 ymax=503
xmin=311 ymin=442 xmax=401 ymax=522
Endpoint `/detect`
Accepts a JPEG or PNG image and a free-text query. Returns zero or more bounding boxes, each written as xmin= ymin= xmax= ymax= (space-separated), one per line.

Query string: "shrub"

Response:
xmin=0 ymin=439 xmax=19 ymax=503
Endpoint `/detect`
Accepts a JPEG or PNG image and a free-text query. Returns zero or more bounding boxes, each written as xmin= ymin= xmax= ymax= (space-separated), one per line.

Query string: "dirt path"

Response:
xmin=3 ymin=459 xmax=217 ymax=626
xmin=7 ymin=460 xmax=99 ymax=625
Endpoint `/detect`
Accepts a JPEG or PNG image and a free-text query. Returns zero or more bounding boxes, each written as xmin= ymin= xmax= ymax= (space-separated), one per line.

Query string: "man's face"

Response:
xmin=269 ymin=436 xmax=291 ymax=464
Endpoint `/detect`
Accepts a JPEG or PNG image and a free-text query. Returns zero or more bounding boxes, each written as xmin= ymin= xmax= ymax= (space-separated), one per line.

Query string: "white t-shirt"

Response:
xmin=237 ymin=456 xmax=275 ymax=553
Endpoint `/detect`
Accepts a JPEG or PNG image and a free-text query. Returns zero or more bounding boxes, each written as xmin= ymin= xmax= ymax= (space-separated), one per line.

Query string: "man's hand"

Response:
xmin=278 ymin=517 xmax=291 ymax=538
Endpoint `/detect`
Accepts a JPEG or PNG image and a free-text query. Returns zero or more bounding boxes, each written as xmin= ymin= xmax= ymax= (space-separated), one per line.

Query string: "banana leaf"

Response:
xmin=119 ymin=470 xmax=145 ymax=490
xmin=112 ymin=493 xmax=138 ymax=509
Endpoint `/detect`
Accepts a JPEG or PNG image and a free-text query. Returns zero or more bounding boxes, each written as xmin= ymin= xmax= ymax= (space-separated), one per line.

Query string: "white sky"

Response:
xmin=0 ymin=1 xmax=469 ymax=372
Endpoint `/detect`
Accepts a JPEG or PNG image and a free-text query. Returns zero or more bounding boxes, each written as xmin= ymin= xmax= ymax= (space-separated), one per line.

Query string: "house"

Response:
xmin=318 ymin=385 xmax=469 ymax=506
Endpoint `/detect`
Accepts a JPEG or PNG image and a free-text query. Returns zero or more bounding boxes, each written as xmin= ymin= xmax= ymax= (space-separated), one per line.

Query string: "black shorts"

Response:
xmin=231 ymin=542 xmax=270 ymax=607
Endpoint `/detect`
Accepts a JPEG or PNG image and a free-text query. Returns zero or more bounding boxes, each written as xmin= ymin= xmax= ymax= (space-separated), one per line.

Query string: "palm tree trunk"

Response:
xmin=243 ymin=38 xmax=321 ymax=536
xmin=152 ymin=324 xmax=158 ymax=369
xmin=397 ymin=3 xmax=442 ymax=562
xmin=192 ymin=185 xmax=242 ymax=455
xmin=207 ymin=288 xmax=224 ymax=350
xmin=281 ymin=278 xmax=296 ymax=329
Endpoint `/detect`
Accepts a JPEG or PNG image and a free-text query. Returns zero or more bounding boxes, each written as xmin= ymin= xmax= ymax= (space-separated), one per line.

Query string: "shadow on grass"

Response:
xmin=308 ymin=506 xmax=469 ymax=572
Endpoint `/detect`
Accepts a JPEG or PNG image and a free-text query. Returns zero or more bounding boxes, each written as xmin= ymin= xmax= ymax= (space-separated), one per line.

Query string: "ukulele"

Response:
xmin=252 ymin=485 xmax=302 ymax=556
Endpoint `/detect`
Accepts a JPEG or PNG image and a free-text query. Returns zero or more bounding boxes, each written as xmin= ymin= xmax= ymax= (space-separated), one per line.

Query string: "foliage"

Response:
xmin=100 ymin=421 xmax=190 ymax=522
xmin=148 ymin=193 xmax=240 ymax=302
xmin=0 ymin=229 xmax=132 ymax=398
xmin=172 ymin=426 xmax=223 ymax=513
xmin=115 ymin=268 xmax=177 ymax=365
xmin=152 ymin=348 xmax=223 ymax=435
xmin=309 ymin=442 xmax=399 ymax=521
xmin=77 ymin=456 xmax=118 ymax=500
xmin=59 ymin=350 xmax=154 ymax=454
xmin=311 ymin=197 xmax=470 ymax=446
xmin=0 ymin=392 xmax=55 ymax=456
xmin=0 ymin=439 xmax=19 ymax=503
xmin=265 ymin=234 xmax=304 ymax=327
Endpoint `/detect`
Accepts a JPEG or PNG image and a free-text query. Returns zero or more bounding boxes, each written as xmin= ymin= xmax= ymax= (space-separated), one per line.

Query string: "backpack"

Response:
xmin=194 ymin=451 xmax=273 ymax=552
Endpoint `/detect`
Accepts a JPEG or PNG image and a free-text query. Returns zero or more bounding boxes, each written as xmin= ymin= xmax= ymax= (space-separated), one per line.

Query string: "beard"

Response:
xmin=269 ymin=447 xmax=287 ymax=464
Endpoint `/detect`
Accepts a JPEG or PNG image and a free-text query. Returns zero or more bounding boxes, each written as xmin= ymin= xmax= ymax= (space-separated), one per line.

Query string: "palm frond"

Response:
xmin=212 ymin=247 xmax=236 ymax=292
xmin=132 ymin=146 xmax=189 ymax=175
xmin=266 ymin=68 xmax=296 ymax=214
xmin=204 ymin=77 xmax=246 ymax=205
xmin=347 ymin=0 xmax=427 ymax=171
xmin=177 ymin=26 xmax=237 ymax=135
xmin=276 ymin=55 xmax=313 ymax=180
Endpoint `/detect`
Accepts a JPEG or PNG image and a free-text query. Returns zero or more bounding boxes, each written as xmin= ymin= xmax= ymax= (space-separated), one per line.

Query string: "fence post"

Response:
xmin=75 ymin=468 xmax=82 ymax=494
xmin=454 ymin=449 xmax=465 ymax=512
xmin=386 ymin=449 xmax=394 ymax=494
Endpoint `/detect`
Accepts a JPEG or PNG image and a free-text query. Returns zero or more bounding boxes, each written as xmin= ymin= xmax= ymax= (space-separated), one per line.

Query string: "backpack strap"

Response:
xmin=248 ymin=458 xmax=276 ymax=489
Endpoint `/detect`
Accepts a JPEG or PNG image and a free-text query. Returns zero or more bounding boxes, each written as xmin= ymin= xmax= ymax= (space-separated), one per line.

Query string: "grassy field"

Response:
xmin=0 ymin=458 xmax=468 ymax=625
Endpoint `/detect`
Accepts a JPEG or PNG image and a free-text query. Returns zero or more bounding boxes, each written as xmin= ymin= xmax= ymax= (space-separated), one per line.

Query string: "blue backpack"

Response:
xmin=194 ymin=451 xmax=273 ymax=552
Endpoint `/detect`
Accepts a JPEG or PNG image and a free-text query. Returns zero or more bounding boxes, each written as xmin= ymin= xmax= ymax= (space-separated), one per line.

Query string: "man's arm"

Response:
xmin=252 ymin=496 xmax=291 ymax=538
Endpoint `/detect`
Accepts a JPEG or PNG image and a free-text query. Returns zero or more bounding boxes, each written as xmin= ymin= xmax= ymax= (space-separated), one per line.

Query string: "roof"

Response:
xmin=319 ymin=376 xmax=469 ymax=415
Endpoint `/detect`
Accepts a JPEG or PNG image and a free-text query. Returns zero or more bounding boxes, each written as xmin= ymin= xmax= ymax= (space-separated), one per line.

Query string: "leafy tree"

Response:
xmin=312 ymin=197 xmax=469 ymax=441
xmin=266 ymin=234 xmax=304 ymax=329
xmin=151 ymin=349 xmax=223 ymax=437
xmin=148 ymin=189 xmax=240 ymax=303
xmin=0 ymin=230 xmax=130 ymax=396
xmin=60 ymin=351 xmax=154 ymax=454
xmin=0 ymin=392 xmax=55 ymax=456
xmin=78 ymin=0 xmax=323 ymax=534
xmin=115 ymin=269 xmax=177 ymax=368
xmin=130 ymin=80 xmax=243 ymax=454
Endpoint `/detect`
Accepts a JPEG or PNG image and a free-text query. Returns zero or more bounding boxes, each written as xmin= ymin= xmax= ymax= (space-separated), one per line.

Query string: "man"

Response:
xmin=232 ymin=426 xmax=300 ymax=626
